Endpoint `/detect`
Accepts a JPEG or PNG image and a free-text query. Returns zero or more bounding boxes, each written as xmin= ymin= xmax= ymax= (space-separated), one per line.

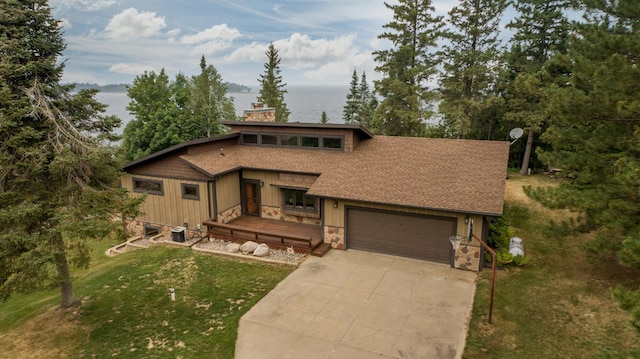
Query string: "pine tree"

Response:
xmin=342 ymin=70 xmax=360 ymax=124
xmin=503 ymin=0 xmax=575 ymax=174
xmin=438 ymin=0 xmax=507 ymax=139
xmin=373 ymin=0 xmax=445 ymax=136
xmin=356 ymin=72 xmax=378 ymax=129
xmin=0 ymin=0 xmax=142 ymax=307
xmin=190 ymin=55 xmax=235 ymax=137
xmin=257 ymin=43 xmax=290 ymax=122
xmin=320 ymin=111 xmax=329 ymax=124
xmin=527 ymin=0 xmax=640 ymax=329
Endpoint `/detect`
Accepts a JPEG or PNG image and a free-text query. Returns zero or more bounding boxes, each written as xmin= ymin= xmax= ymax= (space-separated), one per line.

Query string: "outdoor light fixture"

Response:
xmin=260 ymin=181 xmax=264 ymax=187
xmin=332 ymin=200 xmax=338 ymax=208
xmin=464 ymin=216 xmax=470 ymax=224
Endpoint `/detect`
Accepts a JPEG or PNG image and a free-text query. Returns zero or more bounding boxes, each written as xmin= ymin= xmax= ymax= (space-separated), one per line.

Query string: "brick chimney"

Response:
xmin=243 ymin=102 xmax=276 ymax=122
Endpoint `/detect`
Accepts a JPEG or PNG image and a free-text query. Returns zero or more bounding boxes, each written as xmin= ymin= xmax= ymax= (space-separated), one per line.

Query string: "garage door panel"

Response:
xmin=347 ymin=208 xmax=455 ymax=264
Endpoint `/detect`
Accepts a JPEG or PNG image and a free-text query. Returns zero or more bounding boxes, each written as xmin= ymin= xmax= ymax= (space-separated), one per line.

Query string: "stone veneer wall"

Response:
xmin=324 ymin=225 xmax=345 ymax=249
xmin=124 ymin=220 xmax=174 ymax=237
xmin=454 ymin=244 xmax=482 ymax=271
xmin=261 ymin=205 xmax=322 ymax=225
xmin=217 ymin=204 xmax=241 ymax=223
xmin=261 ymin=205 xmax=283 ymax=220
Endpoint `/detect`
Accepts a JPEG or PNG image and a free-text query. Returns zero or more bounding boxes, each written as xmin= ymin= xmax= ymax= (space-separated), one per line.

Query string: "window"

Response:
xmin=242 ymin=133 xmax=258 ymax=144
xmin=323 ymin=137 xmax=342 ymax=149
xmin=261 ymin=134 xmax=278 ymax=145
xmin=283 ymin=189 xmax=317 ymax=212
xmin=241 ymin=132 xmax=343 ymax=151
xmin=301 ymin=136 xmax=319 ymax=148
xmin=181 ymin=183 xmax=200 ymax=200
xmin=143 ymin=224 xmax=160 ymax=237
xmin=133 ymin=178 xmax=163 ymax=195
xmin=280 ymin=135 xmax=299 ymax=146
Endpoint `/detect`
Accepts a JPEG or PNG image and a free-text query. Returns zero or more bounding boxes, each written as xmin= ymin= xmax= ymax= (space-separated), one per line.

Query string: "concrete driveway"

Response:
xmin=235 ymin=249 xmax=477 ymax=359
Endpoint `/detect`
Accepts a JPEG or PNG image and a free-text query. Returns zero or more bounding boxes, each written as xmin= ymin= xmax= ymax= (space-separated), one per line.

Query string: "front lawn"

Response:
xmin=0 ymin=244 xmax=295 ymax=359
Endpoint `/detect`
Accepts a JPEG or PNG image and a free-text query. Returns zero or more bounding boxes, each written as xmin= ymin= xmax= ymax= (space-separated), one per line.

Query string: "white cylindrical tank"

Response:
xmin=509 ymin=237 xmax=524 ymax=257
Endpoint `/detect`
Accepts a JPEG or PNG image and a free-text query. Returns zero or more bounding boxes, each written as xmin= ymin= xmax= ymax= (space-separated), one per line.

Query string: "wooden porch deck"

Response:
xmin=204 ymin=216 xmax=330 ymax=256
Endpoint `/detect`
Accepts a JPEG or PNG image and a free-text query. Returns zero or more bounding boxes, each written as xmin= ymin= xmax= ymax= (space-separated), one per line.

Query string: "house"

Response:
xmin=121 ymin=107 xmax=509 ymax=271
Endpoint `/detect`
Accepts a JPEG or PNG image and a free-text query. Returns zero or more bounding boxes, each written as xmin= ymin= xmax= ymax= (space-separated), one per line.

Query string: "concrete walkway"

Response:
xmin=235 ymin=249 xmax=477 ymax=359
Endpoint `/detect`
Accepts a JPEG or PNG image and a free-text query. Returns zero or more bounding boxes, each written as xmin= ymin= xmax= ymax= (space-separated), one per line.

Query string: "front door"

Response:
xmin=243 ymin=181 xmax=260 ymax=216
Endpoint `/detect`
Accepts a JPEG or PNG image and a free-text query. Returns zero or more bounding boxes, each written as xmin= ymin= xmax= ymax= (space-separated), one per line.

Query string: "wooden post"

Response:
xmin=473 ymin=234 xmax=497 ymax=325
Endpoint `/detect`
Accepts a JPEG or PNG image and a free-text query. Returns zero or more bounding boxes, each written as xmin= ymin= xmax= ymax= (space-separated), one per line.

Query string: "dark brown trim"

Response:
xmin=181 ymin=183 xmax=200 ymax=200
xmin=132 ymin=177 xmax=164 ymax=195
xmin=122 ymin=133 xmax=240 ymax=171
xmin=222 ymin=120 xmax=374 ymax=139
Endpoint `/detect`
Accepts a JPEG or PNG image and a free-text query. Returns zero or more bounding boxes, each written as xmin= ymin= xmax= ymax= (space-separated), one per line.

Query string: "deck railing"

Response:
xmin=203 ymin=220 xmax=314 ymax=248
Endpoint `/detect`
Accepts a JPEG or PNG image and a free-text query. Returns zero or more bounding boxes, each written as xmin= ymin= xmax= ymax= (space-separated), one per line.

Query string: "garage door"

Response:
xmin=346 ymin=208 xmax=456 ymax=264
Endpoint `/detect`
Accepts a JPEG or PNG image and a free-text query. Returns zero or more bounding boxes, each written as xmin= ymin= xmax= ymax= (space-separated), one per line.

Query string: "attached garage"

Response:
xmin=346 ymin=207 xmax=457 ymax=264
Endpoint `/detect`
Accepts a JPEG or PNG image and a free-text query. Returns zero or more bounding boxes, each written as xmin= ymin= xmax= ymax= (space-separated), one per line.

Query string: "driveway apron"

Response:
xmin=235 ymin=249 xmax=477 ymax=359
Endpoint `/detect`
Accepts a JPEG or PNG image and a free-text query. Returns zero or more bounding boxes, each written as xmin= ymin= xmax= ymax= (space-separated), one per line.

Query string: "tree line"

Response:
xmin=2 ymin=0 xmax=640 ymax=330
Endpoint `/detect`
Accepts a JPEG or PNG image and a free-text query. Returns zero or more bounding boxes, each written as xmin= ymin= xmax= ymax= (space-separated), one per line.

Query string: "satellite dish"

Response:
xmin=509 ymin=128 xmax=524 ymax=145
xmin=509 ymin=128 xmax=524 ymax=140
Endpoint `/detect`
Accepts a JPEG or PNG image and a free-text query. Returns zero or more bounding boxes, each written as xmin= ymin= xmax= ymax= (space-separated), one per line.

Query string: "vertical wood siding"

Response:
xmin=243 ymin=169 xmax=280 ymax=207
xmin=215 ymin=171 xmax=240 ymax=212
xmin=121 ymin=174 xmax=208 ymax=228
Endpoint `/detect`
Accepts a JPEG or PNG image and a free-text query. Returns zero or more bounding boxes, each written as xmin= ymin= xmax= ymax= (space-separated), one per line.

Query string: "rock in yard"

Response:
xmin=226 ymin=243 xmax=241 ymax=253
xmin=239 ymin=241 xmax=259 ymax=254
xmin=253 ymin=243 xmax=270 ymax=257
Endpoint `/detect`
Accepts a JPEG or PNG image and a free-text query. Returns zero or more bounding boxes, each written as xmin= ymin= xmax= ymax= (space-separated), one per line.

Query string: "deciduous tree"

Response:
xmin=0 ymin=0 xmax=142 ymax=308
xmin=189 ymin=55 xmax=235 ymax=137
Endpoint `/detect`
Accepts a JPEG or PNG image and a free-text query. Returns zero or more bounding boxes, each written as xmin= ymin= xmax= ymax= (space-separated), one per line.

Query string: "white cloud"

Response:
xmin=58 ymin=18 xmax=72 ymax=30
xmin=225 ymin=33 xmax=359 ymax=69
xmin=50 ymin=0 xmax=116 ymax=11
xmin=180 ymin=24 xmax=241 ymax=56
xmin=104 ymin=8 xmax=167 ymax=40
xmin=275 ymin=33 xmax=358 ymax=68
xmin=302 ymin=51 xmax=378 ymax=83
xmin=109 ymin=63 xmax=155 ymax=75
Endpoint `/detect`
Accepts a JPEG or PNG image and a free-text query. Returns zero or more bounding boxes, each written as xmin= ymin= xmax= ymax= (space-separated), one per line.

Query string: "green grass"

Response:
xmin=0 ymin=242 xmax=294 ymax=359
xmin=464 ymin=173 xmax=640 ymax=358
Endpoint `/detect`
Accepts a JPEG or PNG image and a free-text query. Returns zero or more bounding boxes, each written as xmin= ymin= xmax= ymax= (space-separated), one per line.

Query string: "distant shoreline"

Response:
xmin=68 ymin=82 xmax=253 ymax=93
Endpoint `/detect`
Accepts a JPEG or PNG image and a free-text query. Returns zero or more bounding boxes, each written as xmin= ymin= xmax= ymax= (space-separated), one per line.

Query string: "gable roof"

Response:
xmin=180 ymin=136 xmax=509 ymax=216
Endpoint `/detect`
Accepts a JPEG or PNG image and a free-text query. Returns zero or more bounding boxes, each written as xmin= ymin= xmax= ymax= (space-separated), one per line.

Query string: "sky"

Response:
xmin=49 ymin=0 xmax=460 ymax=87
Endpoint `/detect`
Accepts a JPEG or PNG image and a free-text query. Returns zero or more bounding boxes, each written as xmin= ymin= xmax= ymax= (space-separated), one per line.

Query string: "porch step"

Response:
xmin=311 ymin=243 xmax=331 ymax=257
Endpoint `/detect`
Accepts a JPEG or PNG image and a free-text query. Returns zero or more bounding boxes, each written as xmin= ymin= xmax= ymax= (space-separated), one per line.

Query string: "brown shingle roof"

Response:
xmin=181 ymin=136 xmax=509 ymax=216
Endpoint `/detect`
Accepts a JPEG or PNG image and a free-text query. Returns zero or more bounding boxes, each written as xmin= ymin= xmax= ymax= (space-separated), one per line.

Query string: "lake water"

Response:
xmin=96 ymin=86 xmax=350 ymax=134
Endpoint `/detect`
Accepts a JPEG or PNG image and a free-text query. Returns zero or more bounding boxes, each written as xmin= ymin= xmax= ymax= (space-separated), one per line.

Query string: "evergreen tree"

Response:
xmin=532 ymin=0 xmax=640 ymax=267
xmin=373 ymin=0 xmax=445 ymax=136
xmin=343 ymin=70 xmax=359 ymax=124
xmin=503 ymin=0 xmax=575 ymax=174
xmin=527 ymin=0 xmax=640 ymax=328
xmin=438 ymin=0 xmax=507 ymax=139
xmin=356 ymin=72 xmax=378 ymax=129
xmin=189 ymin=55 xmax=235 ymax=138
xmin=320 ymin=111 xmax=329 ymax=124
xmin=0 ymin=0 xmax=142 ymax=307
xmin=257 ymin=43 xmax=290 ymax=122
